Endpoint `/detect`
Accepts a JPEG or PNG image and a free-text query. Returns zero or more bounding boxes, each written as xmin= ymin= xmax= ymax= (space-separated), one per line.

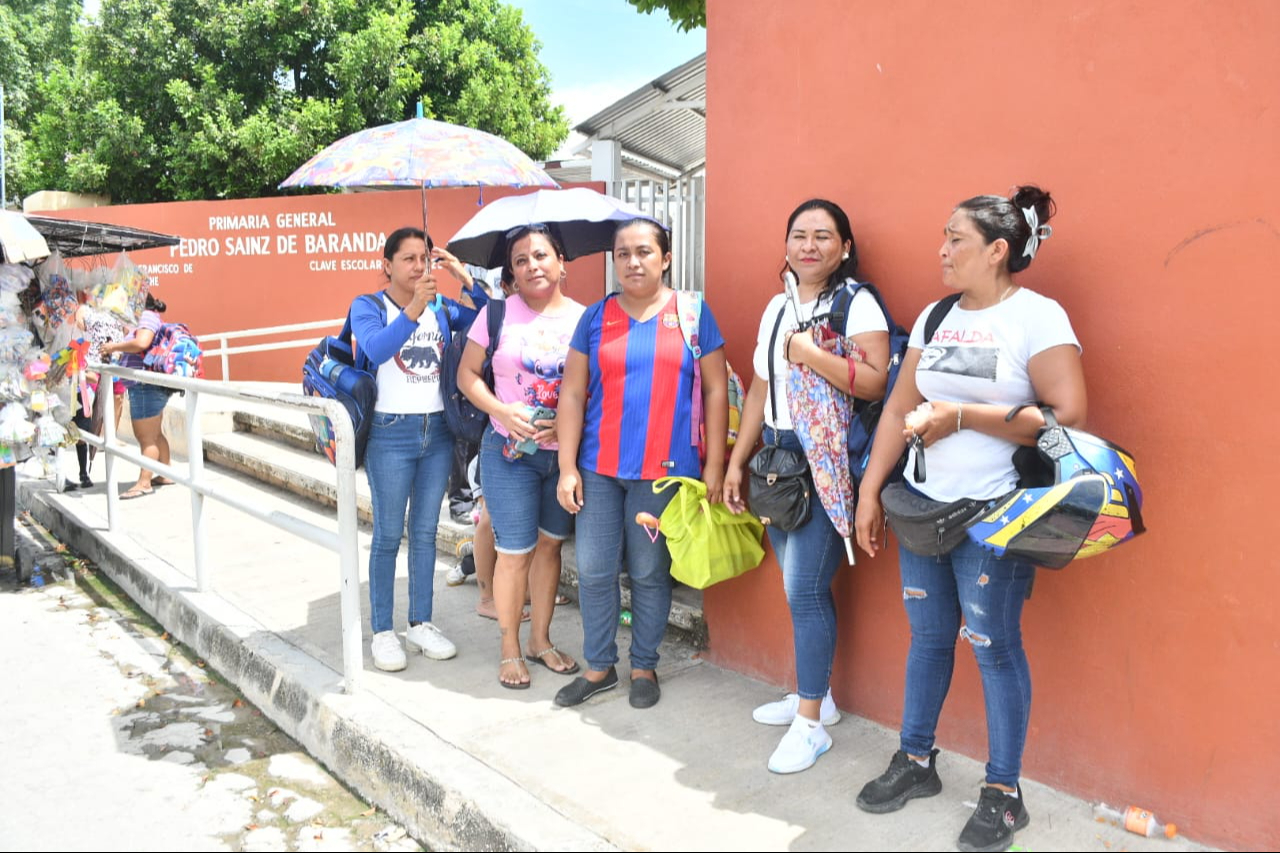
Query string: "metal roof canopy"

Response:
xmin=568 ymin=53 xmax=706 ymax=181
xmin=24 ymin=214 xmax=182 ymax=258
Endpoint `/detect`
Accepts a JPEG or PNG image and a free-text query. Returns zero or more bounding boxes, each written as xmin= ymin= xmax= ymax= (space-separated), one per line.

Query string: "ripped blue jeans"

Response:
xmin=897 ymin=538 xmax=1035 ymax=787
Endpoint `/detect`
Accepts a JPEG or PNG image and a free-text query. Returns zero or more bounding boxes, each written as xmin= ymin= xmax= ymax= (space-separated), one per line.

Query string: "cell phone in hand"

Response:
xmin=529 ymin=406 xmax=557 ymax=428
xmin=514 ymin=407 xmax=556 ymax=454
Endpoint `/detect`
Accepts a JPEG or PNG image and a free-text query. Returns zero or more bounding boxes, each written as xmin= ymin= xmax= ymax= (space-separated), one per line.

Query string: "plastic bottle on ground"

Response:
xmin=1093 ymin=802 xmax=1177 ymax=839
xmin=619 ymin=609 xmax=632 ymax=627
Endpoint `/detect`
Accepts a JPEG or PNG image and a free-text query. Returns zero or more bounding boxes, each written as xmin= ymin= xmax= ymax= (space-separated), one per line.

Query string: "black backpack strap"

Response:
xmin=766 ymin=304 xmax=788 ymax=432
xmin=825 ymin=279 xmax=901 ymax=339
xmin=485 ymin=299 xmax=507 ymax=362
xmin=827 ymin=281 xmax=857 ymax=334
xmin=923 ymin=293 xmax=961 ymax=346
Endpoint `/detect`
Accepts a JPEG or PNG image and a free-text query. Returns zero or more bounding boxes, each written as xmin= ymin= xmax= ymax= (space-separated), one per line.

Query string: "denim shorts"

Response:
xmin=129 ymin=383 xmax=174 ymax=420
xmin=479 ymin=426 xmax=572 ymax=554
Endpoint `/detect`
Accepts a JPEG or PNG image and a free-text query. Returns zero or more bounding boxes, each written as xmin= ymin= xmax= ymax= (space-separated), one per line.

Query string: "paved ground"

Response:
xmin=0 ymin=562 xmax=422 ymax=852
xmin=11 ymin=443 xmax=1222 ymax=852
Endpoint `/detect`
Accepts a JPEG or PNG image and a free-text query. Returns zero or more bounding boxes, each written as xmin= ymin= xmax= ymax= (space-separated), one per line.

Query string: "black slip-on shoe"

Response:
xmin=629 ymin=673 xmax=660 ymax=709
xmin=554 ymin=666 xmax=618 ymax=707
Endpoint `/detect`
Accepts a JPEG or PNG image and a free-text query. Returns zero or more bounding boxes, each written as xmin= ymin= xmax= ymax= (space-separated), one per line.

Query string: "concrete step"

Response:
xmin=232 ymin=408 xmax=318 ymax=454
xmin=203 ymin=406 xmax=708 ymax=646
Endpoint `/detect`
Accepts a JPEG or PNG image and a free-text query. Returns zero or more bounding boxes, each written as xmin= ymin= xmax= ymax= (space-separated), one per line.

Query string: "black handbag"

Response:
xmin=747 ymin=306 xmax=812 ymax=532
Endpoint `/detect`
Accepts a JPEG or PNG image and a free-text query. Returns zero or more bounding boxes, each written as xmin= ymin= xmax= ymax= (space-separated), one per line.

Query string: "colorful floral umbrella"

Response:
xmin=787 ymin=324 xmax=860 ymax=564
xmin=279 ymin=118 xmax=559 ymax=232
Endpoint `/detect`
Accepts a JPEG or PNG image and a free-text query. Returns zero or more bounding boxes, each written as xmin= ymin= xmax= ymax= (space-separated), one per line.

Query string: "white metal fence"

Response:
xmin=203 ymin=318 xmax=341 ymax=382
xmin=619 ymin=175 xmax=705 ymax=292
xmin=78 ymin=365 xmax=367 ymax=693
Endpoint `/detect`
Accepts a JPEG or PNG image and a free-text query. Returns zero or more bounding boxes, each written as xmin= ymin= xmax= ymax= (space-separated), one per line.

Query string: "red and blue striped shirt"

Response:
xmin=570 ymin=292 xmax=725 ymax=480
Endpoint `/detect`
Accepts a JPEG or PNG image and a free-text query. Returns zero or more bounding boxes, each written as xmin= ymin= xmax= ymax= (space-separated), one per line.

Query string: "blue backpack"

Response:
xmin=825 ymin=281 xmax=911 ymax=482
xmin=440 ymin=299 xmax=506 ymax=445
xmin=301 ymin=294 xmax=381 ymax=468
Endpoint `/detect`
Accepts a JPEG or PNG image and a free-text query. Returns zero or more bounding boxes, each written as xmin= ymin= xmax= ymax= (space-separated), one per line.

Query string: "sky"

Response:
xmin=504 ymin=0 xmax=705 ymax=129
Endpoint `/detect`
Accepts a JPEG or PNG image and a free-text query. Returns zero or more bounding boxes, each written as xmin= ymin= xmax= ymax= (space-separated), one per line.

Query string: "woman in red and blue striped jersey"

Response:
xmin=554 ymin=218 xmax=729 ymax=710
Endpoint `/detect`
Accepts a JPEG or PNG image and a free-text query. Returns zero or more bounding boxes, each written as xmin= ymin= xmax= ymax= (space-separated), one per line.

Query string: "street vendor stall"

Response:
xmin=0 ymin=212 xmax=180 ymax=576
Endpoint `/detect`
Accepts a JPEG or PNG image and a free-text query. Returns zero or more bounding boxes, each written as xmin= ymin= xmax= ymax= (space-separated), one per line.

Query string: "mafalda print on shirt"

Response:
xmin=918 ymin=325 xmax=999 ymax=382
xmin=392 ymin=324 xmax=445 ymax=384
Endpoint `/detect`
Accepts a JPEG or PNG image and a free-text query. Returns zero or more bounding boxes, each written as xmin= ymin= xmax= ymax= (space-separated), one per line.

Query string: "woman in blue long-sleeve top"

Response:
xmin=349 ymin=226 xmax=488 ymax=672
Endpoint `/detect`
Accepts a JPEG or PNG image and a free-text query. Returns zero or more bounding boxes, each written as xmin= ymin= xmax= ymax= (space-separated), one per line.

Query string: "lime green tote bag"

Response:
xmin=651 ymin=477 xmax=766 ymax=590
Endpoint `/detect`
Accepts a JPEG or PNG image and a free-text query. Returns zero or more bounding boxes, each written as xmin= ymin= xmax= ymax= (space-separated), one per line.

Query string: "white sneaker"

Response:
xmin=767 ymin=716 xmax=832 ymax=774
xmin=752 ymin=689 xmax=841 ymax=727
xmin=406 ymin=622 xmax=457 ymax=660
xmin=445 ymin=563 xmax=469 ymax=586
xmin=371 ymin=631 xmax=407 ymax=672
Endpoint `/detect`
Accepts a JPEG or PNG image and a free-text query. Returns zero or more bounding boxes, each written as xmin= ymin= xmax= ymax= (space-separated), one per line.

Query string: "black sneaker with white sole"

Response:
xmin=855 ymin=748 xmax=942 ymax=813
xmin=956 ymin=784 xmax=1029 ymax=853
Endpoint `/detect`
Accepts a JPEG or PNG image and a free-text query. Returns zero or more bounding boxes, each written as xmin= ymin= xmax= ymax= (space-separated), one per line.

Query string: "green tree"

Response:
xmin=625 ymin=0 xmax=705 ymax=33
xmin=9 ymin=0 xmax=568 ymax=203
xmin=0 ymin=0 xmax=82 ymax=206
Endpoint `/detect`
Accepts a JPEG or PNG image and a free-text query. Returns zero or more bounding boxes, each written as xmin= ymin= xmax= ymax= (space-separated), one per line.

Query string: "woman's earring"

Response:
xmin=842 ymin=252 xmax=850 ymax=261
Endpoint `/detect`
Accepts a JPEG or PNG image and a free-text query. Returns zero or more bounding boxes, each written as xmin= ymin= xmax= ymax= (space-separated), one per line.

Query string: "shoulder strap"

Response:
xmin=766 ymin=304 xmax=788 ymax=428
xmin=484 ymin=299 xmax=507 ymax=360
xmin=829 ymin=280 xmax=898 ymax=334
xmin=827 ymin=281 xmax=858 ymax=333
xmin=346 ymin=292 xmax=388 ymax=371
xmin=923 ymin=294 xmax=961 ymax=346
xmin=675 ymin=290 xmax=703 ymax=357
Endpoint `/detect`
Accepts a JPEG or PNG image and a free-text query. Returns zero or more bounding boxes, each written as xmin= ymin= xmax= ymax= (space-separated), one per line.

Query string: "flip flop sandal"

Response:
xmin=120 ymin=487 xmax=154 ymax=500
xmin=498 ymin=657 xmax=531 ymax=690
xmin=525 ymin=646 xmax=580 ymax=676
xmin=477 ymin=604 xmax=531 ymax=622
xmin=554 ymin=593 xmax=572 ymax=606
xmin=152 ymin=477 xmax=176 ymax=487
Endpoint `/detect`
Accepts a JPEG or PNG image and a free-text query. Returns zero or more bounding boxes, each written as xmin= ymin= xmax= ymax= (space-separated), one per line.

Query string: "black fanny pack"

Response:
xmin=880 ymin=481 xmax=991 ymax=556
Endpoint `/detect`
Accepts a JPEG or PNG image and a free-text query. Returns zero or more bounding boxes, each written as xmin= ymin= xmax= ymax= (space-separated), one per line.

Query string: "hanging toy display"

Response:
xmin=52 ymin=339 xmax=93 ymax=418
xmin=0 ymin=402 xmax=36 ymax=445
xmin=35 ymin=252 xmax=81 ymax=353
xmin=89 ymin=253 xmax=149 ymax=325
xmin=0 ymin=263 xmax=36 ymax=294
xmin=34 ymin=413 xmax=69 ymax=448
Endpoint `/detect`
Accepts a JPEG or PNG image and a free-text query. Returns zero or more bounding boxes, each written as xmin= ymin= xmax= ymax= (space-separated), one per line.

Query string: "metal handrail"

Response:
xmin=80 ymin=364 xmax=365 ymax=693
xmin=199 ymin=317 xmax=342 ymax=382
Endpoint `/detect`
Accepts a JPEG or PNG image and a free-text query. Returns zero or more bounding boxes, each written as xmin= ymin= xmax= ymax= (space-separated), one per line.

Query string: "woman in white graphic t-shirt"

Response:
xmin=852 ymin=186 xmax=1085 ymax=853
xmin=348 ymin=227 xmax=488 ymax=673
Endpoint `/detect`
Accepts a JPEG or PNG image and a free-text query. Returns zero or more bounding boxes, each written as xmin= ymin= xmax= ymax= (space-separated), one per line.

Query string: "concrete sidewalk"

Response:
xmin=16 ymin=452 xmax=1215 ymax=852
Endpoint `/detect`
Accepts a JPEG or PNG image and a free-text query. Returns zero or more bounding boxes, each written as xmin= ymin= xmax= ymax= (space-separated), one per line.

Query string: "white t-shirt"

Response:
xmin=752 ymin=285 xmax=889 ymax=429
xmin=374 ymin=294 xmax=447 ymax=414
xmin=906 ymin=288 xmax=1081 ymax=502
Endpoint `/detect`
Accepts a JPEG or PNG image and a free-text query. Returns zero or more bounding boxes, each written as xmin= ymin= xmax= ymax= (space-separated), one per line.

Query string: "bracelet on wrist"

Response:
xmin=956 ymin=402 xmax=964 ymax=432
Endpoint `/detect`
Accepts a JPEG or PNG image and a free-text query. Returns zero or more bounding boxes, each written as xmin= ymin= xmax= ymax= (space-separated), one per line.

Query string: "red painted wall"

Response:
xmin=33 ymin=185 xmax=605 ymax=382
xmin=702 ymin=2 xmax=1278 ymax=848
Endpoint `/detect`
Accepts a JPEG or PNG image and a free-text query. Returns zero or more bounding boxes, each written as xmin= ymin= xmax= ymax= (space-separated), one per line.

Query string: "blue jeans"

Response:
xmin=897 ymin=538 xmax=1035 ymax=787
xmin=363 ymin=411 xmax=454 ymax=633
xmin=479 ymin=426 xmax=572 ymax=554
xmin=762 ymin=426 xmax=846 ymax=700
xmin=575 ymin=468 xmax=677 ymax=671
